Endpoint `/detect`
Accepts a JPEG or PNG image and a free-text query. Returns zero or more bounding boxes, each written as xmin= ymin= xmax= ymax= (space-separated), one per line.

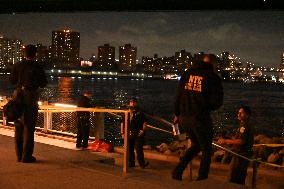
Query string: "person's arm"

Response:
xmin=138 ymin=113 xmax=147 ymax=136
xmin=138 ymin=122 xmax=147 ymax=136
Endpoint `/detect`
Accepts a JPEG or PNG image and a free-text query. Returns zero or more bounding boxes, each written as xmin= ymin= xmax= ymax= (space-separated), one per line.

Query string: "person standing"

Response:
xmin=121 ymin=98 xmax=149 ymax=168
xmin=218 ymin=105 xmax=254 ymax=185
xmin=76 ymin=91 xmax=92 ymax=149
xmin=9 ymin=44 xmax=48 ymax=163
xmin=172 ymin=54 xmax=223 ymax=180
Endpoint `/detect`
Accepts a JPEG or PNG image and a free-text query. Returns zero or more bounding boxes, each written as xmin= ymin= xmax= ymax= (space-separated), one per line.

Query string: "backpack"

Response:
xmin=3 ymin=89 xmax=25 ymax=122
xmin=3 ymin=100 xmax=25 ymax=122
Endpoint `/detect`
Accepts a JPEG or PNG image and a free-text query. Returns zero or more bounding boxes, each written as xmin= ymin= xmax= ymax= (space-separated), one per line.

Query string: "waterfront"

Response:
xmin=0 ymin=76 xmax=283 ymax=145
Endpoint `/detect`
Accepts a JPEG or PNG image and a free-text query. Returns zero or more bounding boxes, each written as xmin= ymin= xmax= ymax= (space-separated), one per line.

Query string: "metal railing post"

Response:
xmin=43 ymin=111 xmax=52 ymax=132
xmin=123 ymin=111 xmax=129 ymax=176
xmin=2 ymin=112 xmax=6 ymax=126
xmin=252 ymin=160 xmax=258 ymax=189
xmin=94 ymin=112 xmax=105 ymax=140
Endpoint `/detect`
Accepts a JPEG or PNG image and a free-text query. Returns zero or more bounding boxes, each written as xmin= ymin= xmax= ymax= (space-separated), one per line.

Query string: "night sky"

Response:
xmin=0 ymin=11 xmax=283 ymax=67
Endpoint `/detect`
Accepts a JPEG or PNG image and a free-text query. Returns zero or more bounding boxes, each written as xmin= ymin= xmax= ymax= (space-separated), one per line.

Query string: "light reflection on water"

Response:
xmin=1 ymin=76 xmax=284 ymax=145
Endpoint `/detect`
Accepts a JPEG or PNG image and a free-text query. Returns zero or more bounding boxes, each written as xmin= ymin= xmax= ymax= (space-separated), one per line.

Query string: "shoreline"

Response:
xmin=1 ymin=68 xmax=284 ymax=84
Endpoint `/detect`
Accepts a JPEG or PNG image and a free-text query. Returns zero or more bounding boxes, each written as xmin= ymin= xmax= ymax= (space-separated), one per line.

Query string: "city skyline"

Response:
xmin=0 ymin=11 xmax=283 ymax=67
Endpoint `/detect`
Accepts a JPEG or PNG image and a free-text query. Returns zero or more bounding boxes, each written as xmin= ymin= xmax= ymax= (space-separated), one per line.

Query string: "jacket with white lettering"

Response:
xmin=174 ymin=63 xmax=223 ymax=118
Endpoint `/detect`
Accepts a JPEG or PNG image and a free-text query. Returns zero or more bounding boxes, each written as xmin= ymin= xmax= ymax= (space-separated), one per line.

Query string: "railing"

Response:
xmin=212 ymin=143 xmax=258 ymax=188
xmin=211 ymin=143 xmax=283 ymax=188
xmin=0 ymin=101 xmax=283 ymax=186
xmin=0 ymin=101 xmax=133 ymax=175
xmin=140 ymin=114 xmax=284 ymax=189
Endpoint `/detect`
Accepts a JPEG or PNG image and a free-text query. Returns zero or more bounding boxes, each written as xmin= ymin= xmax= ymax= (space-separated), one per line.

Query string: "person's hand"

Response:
xmin=121 ymin=133 xmax=125 ymax=139
xmin=138 ymin=130 xmax=144 ymax=136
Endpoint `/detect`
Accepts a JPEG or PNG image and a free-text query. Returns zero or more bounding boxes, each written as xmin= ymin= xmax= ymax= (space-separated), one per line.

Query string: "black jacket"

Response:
xmin=129 ymin=109 xmax=147 ymax=135
xmin=77 ymin=96 xmax=92 ymax=119
xmin=174 ymin=63 xmax=223 ymax=118
xmin=9 ymin=60 xmax=47 ymax=90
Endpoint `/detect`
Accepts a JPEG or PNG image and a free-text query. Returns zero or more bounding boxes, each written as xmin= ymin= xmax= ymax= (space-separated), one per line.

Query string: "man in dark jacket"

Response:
xmin=121 ymin=98 xmax=149 ymax=168
xmin=76 ymin=91 xmax=92 ymax=149
xmin=172 ymin=54 xmax=223 ymax=181
xmin=9 ymin=44 xmax=47 ymax=163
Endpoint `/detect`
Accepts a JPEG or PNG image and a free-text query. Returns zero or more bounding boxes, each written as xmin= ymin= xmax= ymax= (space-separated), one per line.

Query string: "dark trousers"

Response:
xmin=128 ymin=135 xmax=145 ymax=167
xmin=15 ymin=104 xmax=38 ymax=161
xmin=229 ymin=156 xmax=249 ymax=185
xmin=173 ymin=117 xmax=213 ymax=179
xmin=76 ymin=117 xmax=90 ymax=148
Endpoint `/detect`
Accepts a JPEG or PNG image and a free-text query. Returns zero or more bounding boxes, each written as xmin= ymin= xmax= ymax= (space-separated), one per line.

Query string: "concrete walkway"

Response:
xmin=0 ymin=127 xmax=283 ymax=189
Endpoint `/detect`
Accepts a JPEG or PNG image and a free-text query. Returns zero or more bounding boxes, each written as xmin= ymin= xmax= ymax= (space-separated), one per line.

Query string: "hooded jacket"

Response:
xmin=174 ymin=62 xmax=223 ymax=118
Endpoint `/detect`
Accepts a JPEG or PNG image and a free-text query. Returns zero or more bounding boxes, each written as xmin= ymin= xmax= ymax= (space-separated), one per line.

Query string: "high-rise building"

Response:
xmin=119 ymin=44 xmax=137 ymax=71
xmin=142 ymin=54 xmax=177 ymax=74
xmin=174 ymin=50 xmax=192 ymax=71
xmin=142 ymin=56 xmax=155 ymax=73
xmin=35 ymin=43 xmax=49 ymax=64
xmin=95 ymin=44 xmax=115 ymax=69
xmin=161 ymin=56 xmax=177 ymax=74
xmin=51 ymin=29 xmax=80 ymax=67
xmin=0 ymin=36 xmax=23 ymax=68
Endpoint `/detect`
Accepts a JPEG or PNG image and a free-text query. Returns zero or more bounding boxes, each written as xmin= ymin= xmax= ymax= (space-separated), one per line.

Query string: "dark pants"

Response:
xmin=76 ymin=117 xmax=90 ymax=148
xmin=128 ymin=135 xmax=146 ymax=167
xmin=173 ymin=116 xmax=213 ymax=179
xmin=14 ymin=93 xmax=38 ymax=162
xmin=229 ymin=156 xmax=249 ymax=185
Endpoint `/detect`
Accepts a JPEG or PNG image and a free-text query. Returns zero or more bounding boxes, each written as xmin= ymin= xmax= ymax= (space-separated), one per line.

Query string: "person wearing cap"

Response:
xmin=9 ymin=44 xmax=48 ymax=163
xmin=76 ymin=91 xmax=93 ymax=149
xmin=121 ymin=98 xmax=149 ymax=168
xmin=218 ymin=105 xmax=254 ymax=185
xmin=172 ymin=54 xmax=223 ymax=181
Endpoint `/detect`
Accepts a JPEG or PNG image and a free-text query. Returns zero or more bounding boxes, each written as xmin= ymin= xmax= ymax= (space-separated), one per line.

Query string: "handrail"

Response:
xmin=145 ymin=124 xmax=173 ymax=134
xmin=142 ymin=119 xmax=284 ymax=188
xmin=0 ymin=103 xmax=131 ymax=176
xmin=212 ymin=142 xmax=284 ymax=189
xmin=1 ymin=103 xmax=283 ymax=182
xmin=213 ymin=143 xmax=284 ymax=168
xmin=212 ymin=143 xmax=253 ymax=162
xmin=143 ymin=112 xmax=173 ymax=128
xmin=212 ymin=142 xmax=258 ymax=188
